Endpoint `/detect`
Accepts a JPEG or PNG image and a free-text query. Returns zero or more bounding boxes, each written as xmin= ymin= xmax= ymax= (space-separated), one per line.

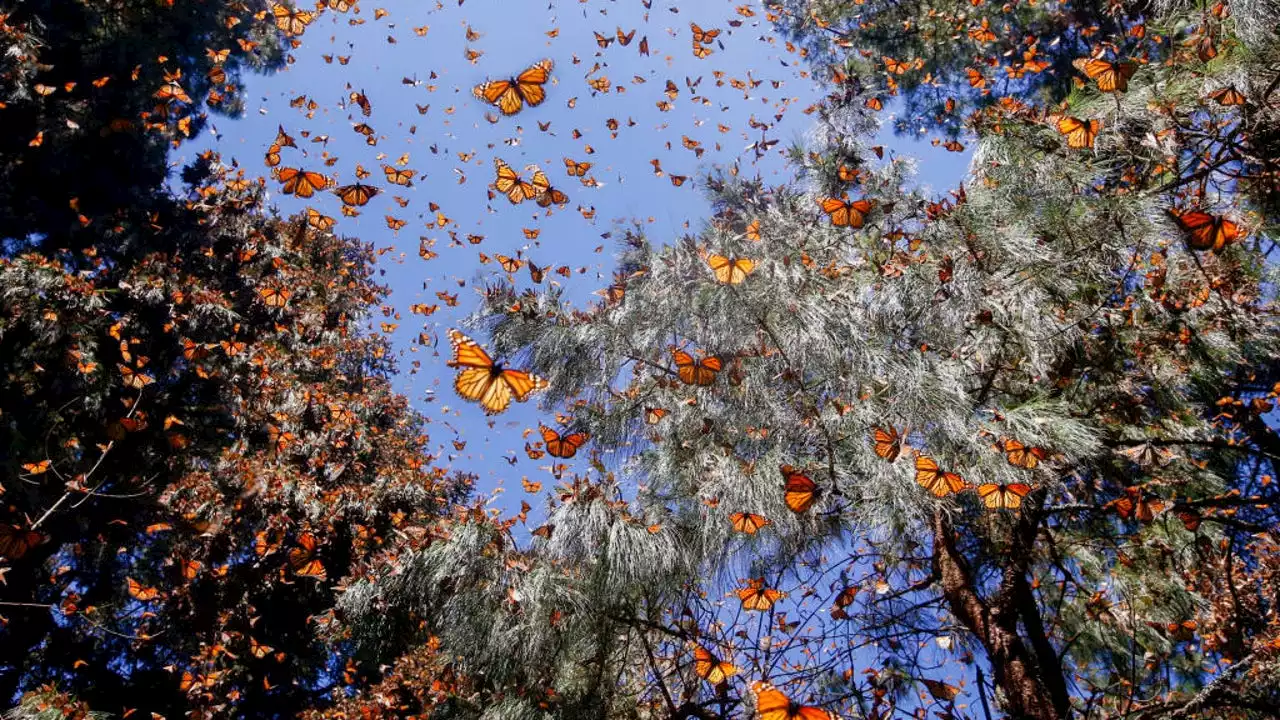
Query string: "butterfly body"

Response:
xmin=473 ymin=60 xmax=553 ymax=115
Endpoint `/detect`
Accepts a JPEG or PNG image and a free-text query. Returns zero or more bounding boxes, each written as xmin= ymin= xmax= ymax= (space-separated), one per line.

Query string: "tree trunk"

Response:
xmin=931 ymin=511 xmax=1064 ymax=720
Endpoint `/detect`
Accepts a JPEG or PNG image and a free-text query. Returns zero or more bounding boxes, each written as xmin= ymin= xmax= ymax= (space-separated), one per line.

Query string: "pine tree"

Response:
xmin=1 ymin=3 xmax=469 ymax=716
xmin=336 ymin=0 xmax=1280 ymax=718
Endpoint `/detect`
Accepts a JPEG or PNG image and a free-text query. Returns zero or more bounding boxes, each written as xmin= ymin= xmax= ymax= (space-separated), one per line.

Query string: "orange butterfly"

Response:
xmin=1209 ymin=85 xmax=1246 ymax=106
xmin=689 ymin=22 xmax=721 ymax=43
xmin=277 ymin=167 xmax=327 ymax=198
xmin=672 ymin=348 xmax=722 ymax=386
xmin=1003 ymin=438 xmax=1047 ymax=469
xmin=1168 ymin=208 xmax=1240 ymax=252
xmin=729 ymin=512 xmax=770 ymax=534
xmin=271 ymin=3 xmax=314 ymax=36
xmin=882 ymin=55 xmax=912 ymax=74
xmin=126 ymin=577 xmax=162 ymax=601
xmin=708 ymin=254 xmax=756 ymax=284
xmin=531 ymin=169 xmax=570 ymax=207
xmin=0 ymin=524 xmax=45 ymax=560
xmin=447 ymin=329 xmax=548 ymax=415
xmin=780 ymin=465 xmax=819 ymax=512
xmin=644 ymin=407 xmax=668 ymax=424
xmin=258 ymin=286 xmax=291 ymax=308
xmin=1056 ymin=116 xmax=1100 ymax=149
xmin=564 ymin=157 xmax=593 ymax=176
xmin=1108 ymin=486 xmax=1165 ymax=523
xmin=1072 ymin=57 xmax=1138 ymax=93
xmin=473 ymin=59 xmax=553 ymax=115
xmin=541 ymin=424 xmax=590 ymax=458
xmin=754 ymin=683 xmax=831 ymax=720
xmin=383 ymin=165 xmax=415 ymax=186
xmin=334 ymin=181 xmax=379 ymax=206
xmin=288 ymin=532 xmax=327 ymax=579
xmin=737 ymin=577 xmax=785 ymax=610
xmin=693 ymin=646 xmax=738 ymax=683
xmin=976 ymin=482 xmax=1033 ymax=510
xmin=819 ymin=196 xmax=874 ymax=228
xmin=864 ymin=96 xmax=884 ymax=111
xmin=914 ymin=455 xmax=965 ymax=497
xmin=872 ymin=426 xmax=901 ymax=462
xmin=494 ymin=159 xmax=539 ymax=204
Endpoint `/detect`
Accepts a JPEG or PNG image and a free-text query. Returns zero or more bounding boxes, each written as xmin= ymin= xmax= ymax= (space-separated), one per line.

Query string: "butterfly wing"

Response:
xmin=515 ymin=60 xmax=552 ymax=108
xmin=915 ymin=455 xmax=961 ymax=496
xmin=872 ymin=426 xmax=901 ymax=461
xmin=756 ymin=688 xmax=794 ymax=720
xmin=447 ymin=329 xmax=494 ymax=368
xmin=781 ymin=465 xmax=818 ymax=512
xmin=819 ymin=197 xmax=850 ymax=226
xmin=694 ymin=355 xmax=722 ymax=385
xmin=499 ymin=368 xmax=548 ymax=403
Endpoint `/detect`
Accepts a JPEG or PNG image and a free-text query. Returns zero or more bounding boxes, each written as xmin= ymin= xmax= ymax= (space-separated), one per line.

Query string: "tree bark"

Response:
xmin=931 ymin=510 xmax=1064 ymax=720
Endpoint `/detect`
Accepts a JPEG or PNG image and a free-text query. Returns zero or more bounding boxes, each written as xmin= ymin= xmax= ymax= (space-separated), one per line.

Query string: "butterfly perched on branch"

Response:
xmin=1168 ymin=207 xmax=1240 ymax=253
xmin=672 ymin=348 xmax=722 ymax=386
xmin=780 ymin=465 xmax=819 ymax=512
xmin=447 ymin=329 xmax=548 ymax=415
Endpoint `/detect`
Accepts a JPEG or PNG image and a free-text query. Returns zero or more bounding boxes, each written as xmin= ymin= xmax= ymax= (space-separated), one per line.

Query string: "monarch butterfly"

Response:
xmin=271 ymin=3 xmax=314 ymax=36
xmin=693 ymin=646 xmax=738 ymax=684
xmin=385 ymin=216 xmax=407 ymax=231
xmin=448 ymin=329 xmax=548 ymax=415
xmin=830 ymin=585 xmax=858 ymax=620
xmin=689 ymin=22 xmax=721 ymax=43
xmin=0 ymin=524 xmax=44 ymax=560
xmin=564 ymin=157 xmax=593 ymax=176
xmin=729 ymin=512 xmax=770 ymax=534
xmin=118 ymin=364 xmax=155 ymax=390
xmin=1168 ymin=208 xmax=1240 ymax=252
xmin=277 ymin=167 xmax=327 ymax=198
xmin=1003 ymin=438 xmax=1047 ymax=469
xmin=334 ymin=182 xmax=379 ymax=207
xmin=1209 ymin=85 xmax=1246 ymax=106
xmin=745 ymin=218 xmax=762 ymax=240
xmin=258 ymin=286 xmax=291 ymax=308
xmin=1109 ymin=486 xmax=1164 ymax=523
xmin=780 ymin=465 xmax=819 ymax=512
xmin=645 ymin=407 xmax=668 ymax=424
xmin=882 ymin=55 xmax=911 ymax=74
xmin=494 ymin=160 xmax=539 ymax=204
xmin=754 ymin=683 xmax=831 ymax=720
xmin=914 ymin=455 xmax=965 ymax=497
xmin=473 ymin=59 xmax=554 ymax=116
xmin=977 ymin=482 xmax=1033 ymax=510
xmin=527 ymin=262 xmax=545 ymax=283
xmin=872 ymin=426 xmax=901 ymax=462
xmin=1072 ymin=57 xmax=1138 ymax=93
xmin=248 ymin=637 xmax=274 ymax=659
xmin=541 ymin=424 xmax=590 ymax=458
xmin=864 ymin=96 xmax=884 ymax=111
xmin=126 ymin=577 xmax=162 ymax=601
xmin=966 ymin=67 xmax=988 ymax=89
xmin=1056 ymin=116 xmax=1101 ymax=149
xmin=819 ymin=196 xmax=874 ymax=228
xmin=307 ymin=208 xmax=335 ymax=231
xmin=672 ymin=348 xmax=722 ymax=386
xmin=708 ymin=254 xmax=756 ymax=284
xmin=616 ymin=27 xmax=636 ymax=45
xmin=288 ymin=532 xmax=326 ymax=579
xmin=531 ymin=169 xmax=570 ymax=207
xmin=382 ymin=165 xmax=415 ymax=186
xmin=692 ymin=42 xmax=714 ymax=59
xmin=737 ymin=577 xmax=784 ymax=610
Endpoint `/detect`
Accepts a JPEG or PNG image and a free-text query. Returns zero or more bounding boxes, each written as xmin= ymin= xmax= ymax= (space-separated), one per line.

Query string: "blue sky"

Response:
xmin=177 ymin=0 xmax=970 ymax=519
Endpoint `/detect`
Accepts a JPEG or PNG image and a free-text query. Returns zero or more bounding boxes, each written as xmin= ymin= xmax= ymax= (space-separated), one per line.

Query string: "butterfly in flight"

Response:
xmin=288 ymin=532 xmax=326 ymax=579
xmin=693 ymin=646 xmax=738 ymax=684
xmin=1168 ymin=208 xmax=1240 ymax=252
xmin=754 ymin=683 xmax=832 ymax=720
xmin=493 ymin=159 xmax=539 ymax=204
xmin=447 ymin=329 xmax=548 ymax=415
xmin=737 ymin=577 xmax=784 ymax=610
xmin=540 ymin=424 xmax=590 ymax=458
xmin=729 ymin=512 xmax=770 ymax=534
xmin=1072 ymin=56 xmax=1138 ymax=93
xmin=1003 ymin=438 xmax=1047 ymax=469
xmin=473 ymin=59 xmax=554 ymax=115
